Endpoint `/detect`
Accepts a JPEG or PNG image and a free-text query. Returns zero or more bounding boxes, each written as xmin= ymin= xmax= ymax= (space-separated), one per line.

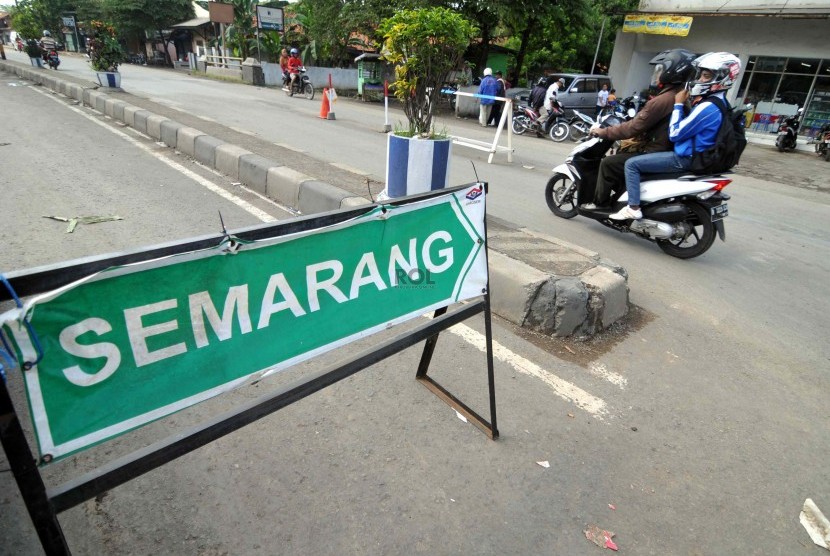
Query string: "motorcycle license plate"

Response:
xmin=711 ymin=204 xmax=728 ymax=221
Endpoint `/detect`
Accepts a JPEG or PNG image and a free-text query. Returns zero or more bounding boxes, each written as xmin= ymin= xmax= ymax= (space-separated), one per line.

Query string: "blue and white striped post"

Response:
xmin=384 ymin=134 xmax=452 ymax=198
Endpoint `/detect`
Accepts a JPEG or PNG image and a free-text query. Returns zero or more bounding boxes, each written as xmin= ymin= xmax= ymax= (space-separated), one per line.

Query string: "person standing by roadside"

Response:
xmin=596 ymin=83 xmax=609 ymax=117
xmin=478 ymin=68 xmax=498 ymax=127
xmin=487 ymin=70 xmax=508 ymax=127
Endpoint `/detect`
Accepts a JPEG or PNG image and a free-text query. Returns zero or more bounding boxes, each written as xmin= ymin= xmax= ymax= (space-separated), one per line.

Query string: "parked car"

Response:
xmin=509 ymin=74 xmax=613 ymax=115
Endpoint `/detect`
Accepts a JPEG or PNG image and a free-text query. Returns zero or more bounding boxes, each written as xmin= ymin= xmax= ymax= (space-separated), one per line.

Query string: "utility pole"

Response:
xmin=591 ymin=17 xmax=607 ymax=74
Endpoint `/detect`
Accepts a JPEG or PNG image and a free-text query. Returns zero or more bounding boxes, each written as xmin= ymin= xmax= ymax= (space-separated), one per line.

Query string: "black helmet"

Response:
xmin=649 ymin=49 xmax=696 ymax=87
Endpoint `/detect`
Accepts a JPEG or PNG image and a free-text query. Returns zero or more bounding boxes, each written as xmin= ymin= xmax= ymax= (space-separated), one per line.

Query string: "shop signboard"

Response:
xmin=256 ymin=6 xmax=284 ymax=31
xmin=623 ymin=15 xmax=693 ymax=36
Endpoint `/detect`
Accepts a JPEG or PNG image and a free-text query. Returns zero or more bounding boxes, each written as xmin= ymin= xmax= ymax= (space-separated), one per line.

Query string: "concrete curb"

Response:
xmin=0 ymin=60 xmax=630 ymax=337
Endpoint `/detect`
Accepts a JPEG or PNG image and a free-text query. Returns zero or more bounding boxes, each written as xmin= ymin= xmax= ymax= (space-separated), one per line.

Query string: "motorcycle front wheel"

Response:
xmin=512 ymin=115 xmax=530 ymax=135
xmin=657 ymin=203 xmax=716 ymax=259
xmin=544 ymin=173 xmax=578 ymax=219
xmin=549 ymin=122 xmax=570 ymax=142
xmin=303 ymin=83 xmax=315 ymax=100
xmin=570 ymin=121 xmax=590 ymax=142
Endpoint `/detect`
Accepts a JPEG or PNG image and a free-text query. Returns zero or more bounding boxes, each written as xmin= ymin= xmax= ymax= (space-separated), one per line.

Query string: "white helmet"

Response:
xmin=43 ymin=30 xmax=51 ymax=37
xmin=689 ymin=52 xmax=741 ymax=97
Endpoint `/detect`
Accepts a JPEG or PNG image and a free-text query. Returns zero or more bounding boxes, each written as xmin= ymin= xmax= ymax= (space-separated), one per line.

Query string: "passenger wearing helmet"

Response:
xmin=610 ymin=52 xmax=741 ymax=221
xmin=287 ymin=48 xmax=303 ymax=95
xmin=586 ymin=48 xmax=696 ymax=208
xmin=529 ymin=77 xmax=548 ymax=114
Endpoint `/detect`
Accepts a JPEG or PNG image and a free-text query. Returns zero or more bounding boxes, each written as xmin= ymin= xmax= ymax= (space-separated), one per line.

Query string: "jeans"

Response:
xmin=623 ymin=151 xmax=692 ymax=206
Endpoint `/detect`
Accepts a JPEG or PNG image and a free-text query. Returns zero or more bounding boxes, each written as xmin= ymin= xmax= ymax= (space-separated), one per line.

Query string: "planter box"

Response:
xmin=384 ymin=134 xmax=452 ymax=199
xmin=96 ymin=71 xmax=121 ymax=88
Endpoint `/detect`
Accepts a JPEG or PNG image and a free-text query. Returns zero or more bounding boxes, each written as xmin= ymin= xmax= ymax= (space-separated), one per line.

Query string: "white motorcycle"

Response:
xmin=544 ymin=117 xmax=733 ymax=259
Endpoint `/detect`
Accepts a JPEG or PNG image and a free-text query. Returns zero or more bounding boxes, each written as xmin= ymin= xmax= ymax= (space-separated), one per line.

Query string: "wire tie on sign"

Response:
xmin=217 ymin=210 xmax=241 ymax=254
xmin=0 ymin=274 xmax=44 ymax=371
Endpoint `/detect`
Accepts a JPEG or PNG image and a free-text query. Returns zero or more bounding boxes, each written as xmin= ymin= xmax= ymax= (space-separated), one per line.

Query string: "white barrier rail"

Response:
xmin=451 ymin=91 xmax=514 ymax=164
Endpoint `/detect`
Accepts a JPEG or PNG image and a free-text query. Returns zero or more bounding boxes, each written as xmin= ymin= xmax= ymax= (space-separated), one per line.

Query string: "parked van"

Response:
xmin=509 ymin=73 xmax=613 ymax=114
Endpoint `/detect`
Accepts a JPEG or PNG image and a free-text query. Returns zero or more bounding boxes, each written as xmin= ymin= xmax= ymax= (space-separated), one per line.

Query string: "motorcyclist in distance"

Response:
xmin=583 ymin=49 xmax=697 ymax=209
xmin=287 ymin=48 xmax=303 ymax=96
xmin=39 ymin=30 xmax=57 ymax=66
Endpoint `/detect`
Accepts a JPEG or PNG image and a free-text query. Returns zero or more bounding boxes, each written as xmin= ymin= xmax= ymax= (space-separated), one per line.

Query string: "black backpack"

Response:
xmin=690 ymin=96 xmax=747 ymax=175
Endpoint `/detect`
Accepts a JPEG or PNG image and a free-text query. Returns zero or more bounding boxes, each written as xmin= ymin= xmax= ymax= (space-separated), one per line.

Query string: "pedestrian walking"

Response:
xmin=478 ymin=68 xmax=498 ymax=127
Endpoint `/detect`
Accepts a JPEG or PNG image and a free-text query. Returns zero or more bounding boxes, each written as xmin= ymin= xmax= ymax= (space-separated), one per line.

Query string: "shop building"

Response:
xmin=609 ymin=1 xmax=830 ymax=138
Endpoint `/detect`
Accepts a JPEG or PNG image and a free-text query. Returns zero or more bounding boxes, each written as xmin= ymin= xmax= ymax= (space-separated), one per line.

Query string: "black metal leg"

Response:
xmin=416 ymin=307 xmax=448 ymax=378
xmin=0 ymin=380 xmax=69 ymax=555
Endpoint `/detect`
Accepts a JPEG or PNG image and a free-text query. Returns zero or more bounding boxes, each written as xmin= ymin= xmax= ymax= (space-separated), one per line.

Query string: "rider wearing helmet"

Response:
xmin=40 ymin=29 xmax=57 ymax=53
xmin=287 ymin=47 xmax=303 ymax=95
xmin=609 ymin=52 xmax=741 ymax=221
xmin=586 ymin=48 xmax=697 ymax=209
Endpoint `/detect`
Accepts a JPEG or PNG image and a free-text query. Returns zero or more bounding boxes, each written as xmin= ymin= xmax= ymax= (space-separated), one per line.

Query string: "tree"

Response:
xmin=103 ymin=0 xmax=193 ymax=66
xmin=379 ymin=7 xmax=477 ymax=136
xmin=10 ymin=0 xmax=68 ymax=40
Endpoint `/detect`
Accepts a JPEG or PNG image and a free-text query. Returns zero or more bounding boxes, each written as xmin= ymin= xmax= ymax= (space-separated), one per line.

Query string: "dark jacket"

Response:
xmin=529 ymin=85 xmax=547 ymax=111
xmin=595 ymin=85 xmax=680 ymax=153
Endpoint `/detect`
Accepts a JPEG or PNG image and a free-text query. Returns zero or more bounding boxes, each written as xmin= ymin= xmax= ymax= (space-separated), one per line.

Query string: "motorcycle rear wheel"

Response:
xmin=657 ymin=203 xmax=716 ymax=259
xmin=549 ymin=122 xmax=570 ymax=142
xmin=512 ymin=115 xmax=530 ymax=135
xmin=544 ymin=173 xmax=578 ymax=219
xmin=303 ymin=83 xmax=315 ymax=100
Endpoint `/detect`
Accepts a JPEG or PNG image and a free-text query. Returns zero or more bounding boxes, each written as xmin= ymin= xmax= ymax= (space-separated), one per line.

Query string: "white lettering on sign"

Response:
xmin=60 ymin=318 xmax=122 ymax=386
xmin=125 ymin=299 xmax=187 ymax=367
xmin=56 ymin=231 xmax=457 ymax=385
xmin=306 ymin=260 xmax=348 ymax=312
xmin=258 ymin=272 xmax=306 ymax=328
xmin=350 ymin=252 xmax=387 ymax=299
xmin=189 ymin=285 xmax=252 ymax=348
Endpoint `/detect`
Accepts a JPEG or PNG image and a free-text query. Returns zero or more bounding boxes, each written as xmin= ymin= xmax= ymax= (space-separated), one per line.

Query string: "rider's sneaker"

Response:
xmin=580 ymin=203 xmax=598 ymax=210
xmin=609 ymin=206 xmax=642 ymax=220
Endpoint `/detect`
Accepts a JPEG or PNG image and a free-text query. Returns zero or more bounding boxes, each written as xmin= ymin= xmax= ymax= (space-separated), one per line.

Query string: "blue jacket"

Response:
xmin=669 ymin=92 xmax=725 ymax=158
xmin=478 ymin=75 xmax=498 ymax=105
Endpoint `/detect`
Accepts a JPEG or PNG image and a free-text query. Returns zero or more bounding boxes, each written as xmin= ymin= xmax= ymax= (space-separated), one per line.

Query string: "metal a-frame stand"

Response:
xmin=0 ymin=184 xmax=498 ymax=555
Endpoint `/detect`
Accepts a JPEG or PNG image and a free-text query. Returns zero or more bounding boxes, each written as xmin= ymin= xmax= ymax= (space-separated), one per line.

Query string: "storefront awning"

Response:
xmin=172 ymin=17 xmax=211 ymax=29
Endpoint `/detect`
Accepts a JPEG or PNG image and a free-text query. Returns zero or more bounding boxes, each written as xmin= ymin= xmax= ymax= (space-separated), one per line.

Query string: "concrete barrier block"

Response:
xmin=95 ymin=94 xmax=108 ymax=113
xmin=146 ymin=114 xmax=169 ymax=140
xmin=215 ymin=144 xmax=252 ymax=179
xmin=133 ymin=110 xmax=152 ymax=134
xmin=297 ymin=181 xmax=353 ymax=215
xmin=487 ymin=251 xmax=548 ymax=328
xmin=239 ymin=154 xmax=275 ymax=196
xmin=160 ymin=120 xmax=183 ymax=148
xmin=122 ymin=105 xmax=140 ymax=126
xmin=85 ymin=89 xmax=102 ymax=109
xmin=105 ymin=98 xmax=127 ymax=119
xmin=266 ymin=167 xmax=310 ymax=208
xmin=194 ymin=135 xmax=227 ymax=167
xmin=176 ymin=127 xmax=206 ymax=157
xmin=67 ymin=83 xmax=83 ymax=102
xmin=340 ymin=197 xmax=372 ymax=209
xmin=581 ymin=266 xmax=629 ymax=329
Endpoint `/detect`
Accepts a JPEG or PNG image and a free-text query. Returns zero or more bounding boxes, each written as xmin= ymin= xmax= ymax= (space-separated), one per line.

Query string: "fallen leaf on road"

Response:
xmin=608 ymin=504 xmax=616 ymax=510
xmin=567 ymin=413 xmax=575 ymax=418
xmin=800 ymin=498 xmax=830 ymax=549
xmin=43 ymin=215 xmax=124 ymax=233
xmin=564 ymin=345 xmax=575 ymax=354
xmin=536 ymin=461 xmax=550 ymax=468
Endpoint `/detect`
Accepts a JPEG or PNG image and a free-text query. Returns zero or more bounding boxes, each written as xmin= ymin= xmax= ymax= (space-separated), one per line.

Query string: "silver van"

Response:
xmin=509 ymin=73 xmax=613 ymax=113
xmin=554 ymin=74 xmax=613 ymax=111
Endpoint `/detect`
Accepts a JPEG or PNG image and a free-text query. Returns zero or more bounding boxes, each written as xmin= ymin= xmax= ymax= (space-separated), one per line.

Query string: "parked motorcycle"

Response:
xmin=775 ymin=109 xmax=802 ymax=152
xmin=813 ymin=123 xmax=830 ymax=162
xmin=512 ymin=100 xmax=569 ymax=142
xmin=43 ymin=49 xmax=60 ymax=70
xmin=568 ymin=109 xmax=599 ymax=142
xmin=544 ymin=114 xmax=742 ymax=259
xmin=282 ymin=67 xmax=315 ymax=100
xmin=440 ymin=83 xmax=458 ymax=111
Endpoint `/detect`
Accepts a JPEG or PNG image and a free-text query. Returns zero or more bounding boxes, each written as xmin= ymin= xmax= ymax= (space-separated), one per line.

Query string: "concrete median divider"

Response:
xmin=0 ymin=59 xmax=630 ymax=337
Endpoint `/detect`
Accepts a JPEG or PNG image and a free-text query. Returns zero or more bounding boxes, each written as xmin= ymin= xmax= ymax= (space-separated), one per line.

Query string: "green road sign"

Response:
xmin=1 ymin=187 xmax=487 ymax=461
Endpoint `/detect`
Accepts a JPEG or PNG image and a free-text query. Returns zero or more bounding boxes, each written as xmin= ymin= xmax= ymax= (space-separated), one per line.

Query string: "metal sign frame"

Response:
xmin=0 ymin=184 xmax=498 ymax=555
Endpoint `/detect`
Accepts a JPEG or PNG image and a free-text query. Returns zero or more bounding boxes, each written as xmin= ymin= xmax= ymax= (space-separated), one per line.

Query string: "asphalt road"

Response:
xmin=1 ymin=53 xmax=829 ymax=555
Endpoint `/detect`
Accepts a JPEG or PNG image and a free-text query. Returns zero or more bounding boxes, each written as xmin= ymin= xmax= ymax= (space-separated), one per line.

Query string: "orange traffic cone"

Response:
xmin=319 ymin=88 xmax=331 ymax=119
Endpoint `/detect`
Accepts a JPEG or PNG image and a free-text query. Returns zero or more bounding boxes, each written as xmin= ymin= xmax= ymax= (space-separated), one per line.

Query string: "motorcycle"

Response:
xmin=544 ymin=113 xmax=741 ymax=259
xmin=813 ymin=123 xmax=830 ymax=162
xmin=43 ymin=49 xmax=60 ymax=70
xmin=511 ymin=100 xmax=570 ymax=142
xmin=440 ymin=83 xmax=458 ymax=111
xmin=282 ymin=67 xmax=315 ymax=100
xmin=775 ymin=109 xmax=802 ymax=152
xmin=568 ymin=109 xmax=598 ymax=142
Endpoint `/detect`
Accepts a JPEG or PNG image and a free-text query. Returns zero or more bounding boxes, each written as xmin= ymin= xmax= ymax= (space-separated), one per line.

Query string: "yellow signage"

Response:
xmin=623 ymin=15 xmax=693 ymax=37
